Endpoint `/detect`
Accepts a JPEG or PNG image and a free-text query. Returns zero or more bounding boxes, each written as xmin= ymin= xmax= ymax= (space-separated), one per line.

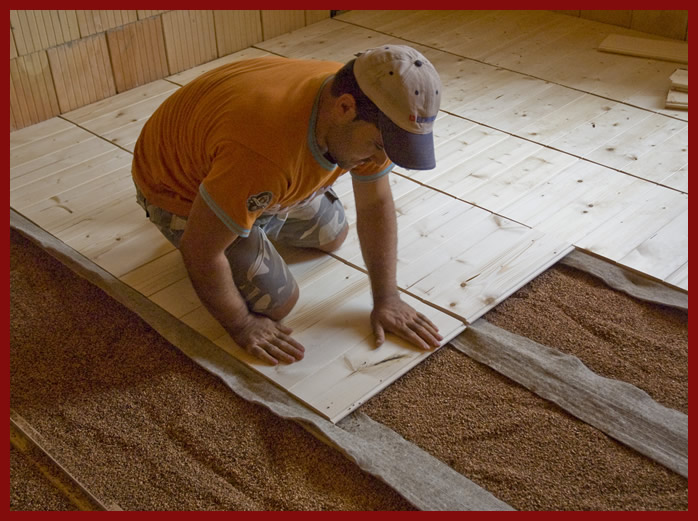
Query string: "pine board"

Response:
xmin=598 ymin=34 xmax=688 ymax=64
xmin=669 ymin=69 xmax=688 ymax=92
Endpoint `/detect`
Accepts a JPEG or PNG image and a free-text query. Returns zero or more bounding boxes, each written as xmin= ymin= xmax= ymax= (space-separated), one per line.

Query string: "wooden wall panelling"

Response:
xmin=10 ymin=10 xmax=80 ymax=56
xmin=47 ymin=33 xmax=116 ymax=113
xmin=630 ymin=10 xmax=688 ymax=41
xmin=260 ymin=10 xmax=306 ymax=40
xmin=10 ymin=21 xmax=18 ymax=59
xmin=137 ymin=10 xmax=169 ymax=20
xmin=213 ymin=10 xmax=263 ymax=57
xmin=558 ymin=9 xmax=688 ymax=41
xmin=75 ymin=10 xmax=137 ymax=38
xmin=161 ymin=10 xmax=217 ymax=74
xmin=107 ymin=16 xmax=169 ymax=92
xmin=580 ymin=10 xmax=632 ymax=28
xmin=305 ymin=10 xmax=331 ymax=25
xmin=9 ymin=51 xmax=61 ymax=131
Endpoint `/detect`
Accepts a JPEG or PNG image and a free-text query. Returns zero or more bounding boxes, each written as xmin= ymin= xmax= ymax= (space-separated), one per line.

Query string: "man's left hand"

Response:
xmin=370 ymin=295 xmax=443 ymax=350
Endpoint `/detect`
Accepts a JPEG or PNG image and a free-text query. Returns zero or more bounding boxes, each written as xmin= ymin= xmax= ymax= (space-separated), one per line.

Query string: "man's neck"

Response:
xmin=314 ymin=75 xmax=335 ymax=156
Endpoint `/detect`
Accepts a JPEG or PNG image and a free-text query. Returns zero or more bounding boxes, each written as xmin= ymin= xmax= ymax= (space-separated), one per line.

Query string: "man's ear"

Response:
xmin=334 ymin=93 xmax=357 ymax=122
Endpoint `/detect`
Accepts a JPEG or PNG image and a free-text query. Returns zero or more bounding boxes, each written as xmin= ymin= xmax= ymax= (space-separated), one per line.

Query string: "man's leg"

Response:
xmin=135 ymin=186 xmax=298 ymax=319
xmin=271 ymin=188 xmax=349 ymax=252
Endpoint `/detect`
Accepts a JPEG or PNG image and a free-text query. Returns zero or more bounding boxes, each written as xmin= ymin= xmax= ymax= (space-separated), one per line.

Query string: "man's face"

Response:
xmin=325 ymin=119 xmax=388 ymax=171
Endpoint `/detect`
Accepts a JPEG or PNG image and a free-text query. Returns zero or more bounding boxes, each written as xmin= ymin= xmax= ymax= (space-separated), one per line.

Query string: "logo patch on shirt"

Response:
xmin=247 ymin=191 xmax=273 ymax=212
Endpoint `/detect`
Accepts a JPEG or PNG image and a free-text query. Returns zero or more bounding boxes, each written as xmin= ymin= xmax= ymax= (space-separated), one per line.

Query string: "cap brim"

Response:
xmin=378 ymin=111 xmax=436 ymax=171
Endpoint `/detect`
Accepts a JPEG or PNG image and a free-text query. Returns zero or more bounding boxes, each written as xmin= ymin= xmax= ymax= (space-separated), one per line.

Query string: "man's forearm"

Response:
xmin=356 ymin=195 xmax=400 ymax=304
xmin=181 ymin=249 xmax=251 ymax=336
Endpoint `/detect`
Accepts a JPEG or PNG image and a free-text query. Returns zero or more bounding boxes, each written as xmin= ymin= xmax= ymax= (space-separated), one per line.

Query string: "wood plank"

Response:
xmin=622 ymin=127 xmax=688 ymax=185
xmin=576 ymin=185 xmax=688 ymax=263
xmin=618 ymin=209 xmax=688 ymax=281
xmin=9 ymin=117 xmax=74 ymax=149
xmin=426 ymin=134 xmax=538 ymax=197
xmin=90 ymin=220 xmax=174 ymax=278
xmin=598 ymin=34 xmax=688 ymax=64
xmin=292 ymin=297 xmax=466 ymax=423
xmin=59 ymin=79 xmax=177 ymax=125
xmin=669 ymin=68 xmax=688 ymax=92
xmin=662 ymin=164 xmax=688 ymax=193
xmin=18 ymin=164 xmax=137 ymax=235
xmin=664 ymin=263 xmax=688 ymax=292
xmin=407 ymin=225 xmax=571 ymax=322
xmin=120 ymin=249 xmax=184 ymax=298
xmin=665 ymin=89 xmax=688 ymax=110
xmin=533 ymin=176 xmax=654 ymax=245
xmin=499 ymin=161 xmax=637 ymax=231
xmin=166 ymin=47 xmax=271 ymax=86
xmin=547 ymin=103 xmax=653 ymax=158
xmin=150 ymin=275 xmax=201 ymax=319
xmin=584 ymin=113 xmax=687 ymax=172
xmin=213 ymin=262 xmax=465 ymax=422
xmin=10 ymin=147 xmax=131 ymax=212
xmin=460 ymin=147 xmax=579 ymax=213
xmin=516 ymin=94 xmax=618 ymax=146
xmin=10 ymin=128 xmax=109 ymax=182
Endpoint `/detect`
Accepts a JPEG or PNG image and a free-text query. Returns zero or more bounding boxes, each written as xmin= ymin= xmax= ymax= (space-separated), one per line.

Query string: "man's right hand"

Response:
xmin=231 ymin=313 xmax=305 ymax=365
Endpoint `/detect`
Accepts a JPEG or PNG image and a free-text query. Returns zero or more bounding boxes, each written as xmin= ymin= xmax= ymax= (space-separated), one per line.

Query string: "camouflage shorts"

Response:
xmin=135 ymin=185 xmax=347 ymax=316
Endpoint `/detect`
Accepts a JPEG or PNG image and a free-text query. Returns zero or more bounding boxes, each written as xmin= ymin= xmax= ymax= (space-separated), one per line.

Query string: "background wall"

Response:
xmin=10 ymin=10 xmax=688 ymax=131
xmin=554 ymin=10 xmax=688 ymax=40
xmin=10 ymin=10 xmax=331 ymax=130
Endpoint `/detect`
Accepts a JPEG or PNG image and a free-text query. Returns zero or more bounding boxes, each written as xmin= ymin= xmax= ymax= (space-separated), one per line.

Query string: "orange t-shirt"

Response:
xmin=132 ymin=56 xmax=393 ymax=237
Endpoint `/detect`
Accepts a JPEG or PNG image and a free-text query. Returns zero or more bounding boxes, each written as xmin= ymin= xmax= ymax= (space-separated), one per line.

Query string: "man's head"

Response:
xmin=331 ymin=45 xmax=442 ymax=171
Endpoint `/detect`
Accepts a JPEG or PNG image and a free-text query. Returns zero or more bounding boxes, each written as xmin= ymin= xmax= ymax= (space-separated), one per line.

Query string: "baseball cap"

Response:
xmin=353 ymin=45 xmax=442 ymax=170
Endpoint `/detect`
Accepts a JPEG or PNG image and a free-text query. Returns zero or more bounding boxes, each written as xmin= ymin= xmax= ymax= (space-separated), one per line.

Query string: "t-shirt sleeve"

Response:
xmin=199 ymin=144 xmax=285 ymax=237
xmin=350 ymin=157 xmax=394 ymax=183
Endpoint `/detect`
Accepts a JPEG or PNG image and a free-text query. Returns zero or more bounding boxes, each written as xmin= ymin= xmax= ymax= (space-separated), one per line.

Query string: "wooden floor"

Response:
xmin=9 ymin=11 xmax=687 ymax=423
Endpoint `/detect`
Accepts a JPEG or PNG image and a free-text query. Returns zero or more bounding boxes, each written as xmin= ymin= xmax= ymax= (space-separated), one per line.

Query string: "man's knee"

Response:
xmin=257 ymin=282 xmax=299 ymax=321
xmin=316 ymin=222 xmax=349 ymax=253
